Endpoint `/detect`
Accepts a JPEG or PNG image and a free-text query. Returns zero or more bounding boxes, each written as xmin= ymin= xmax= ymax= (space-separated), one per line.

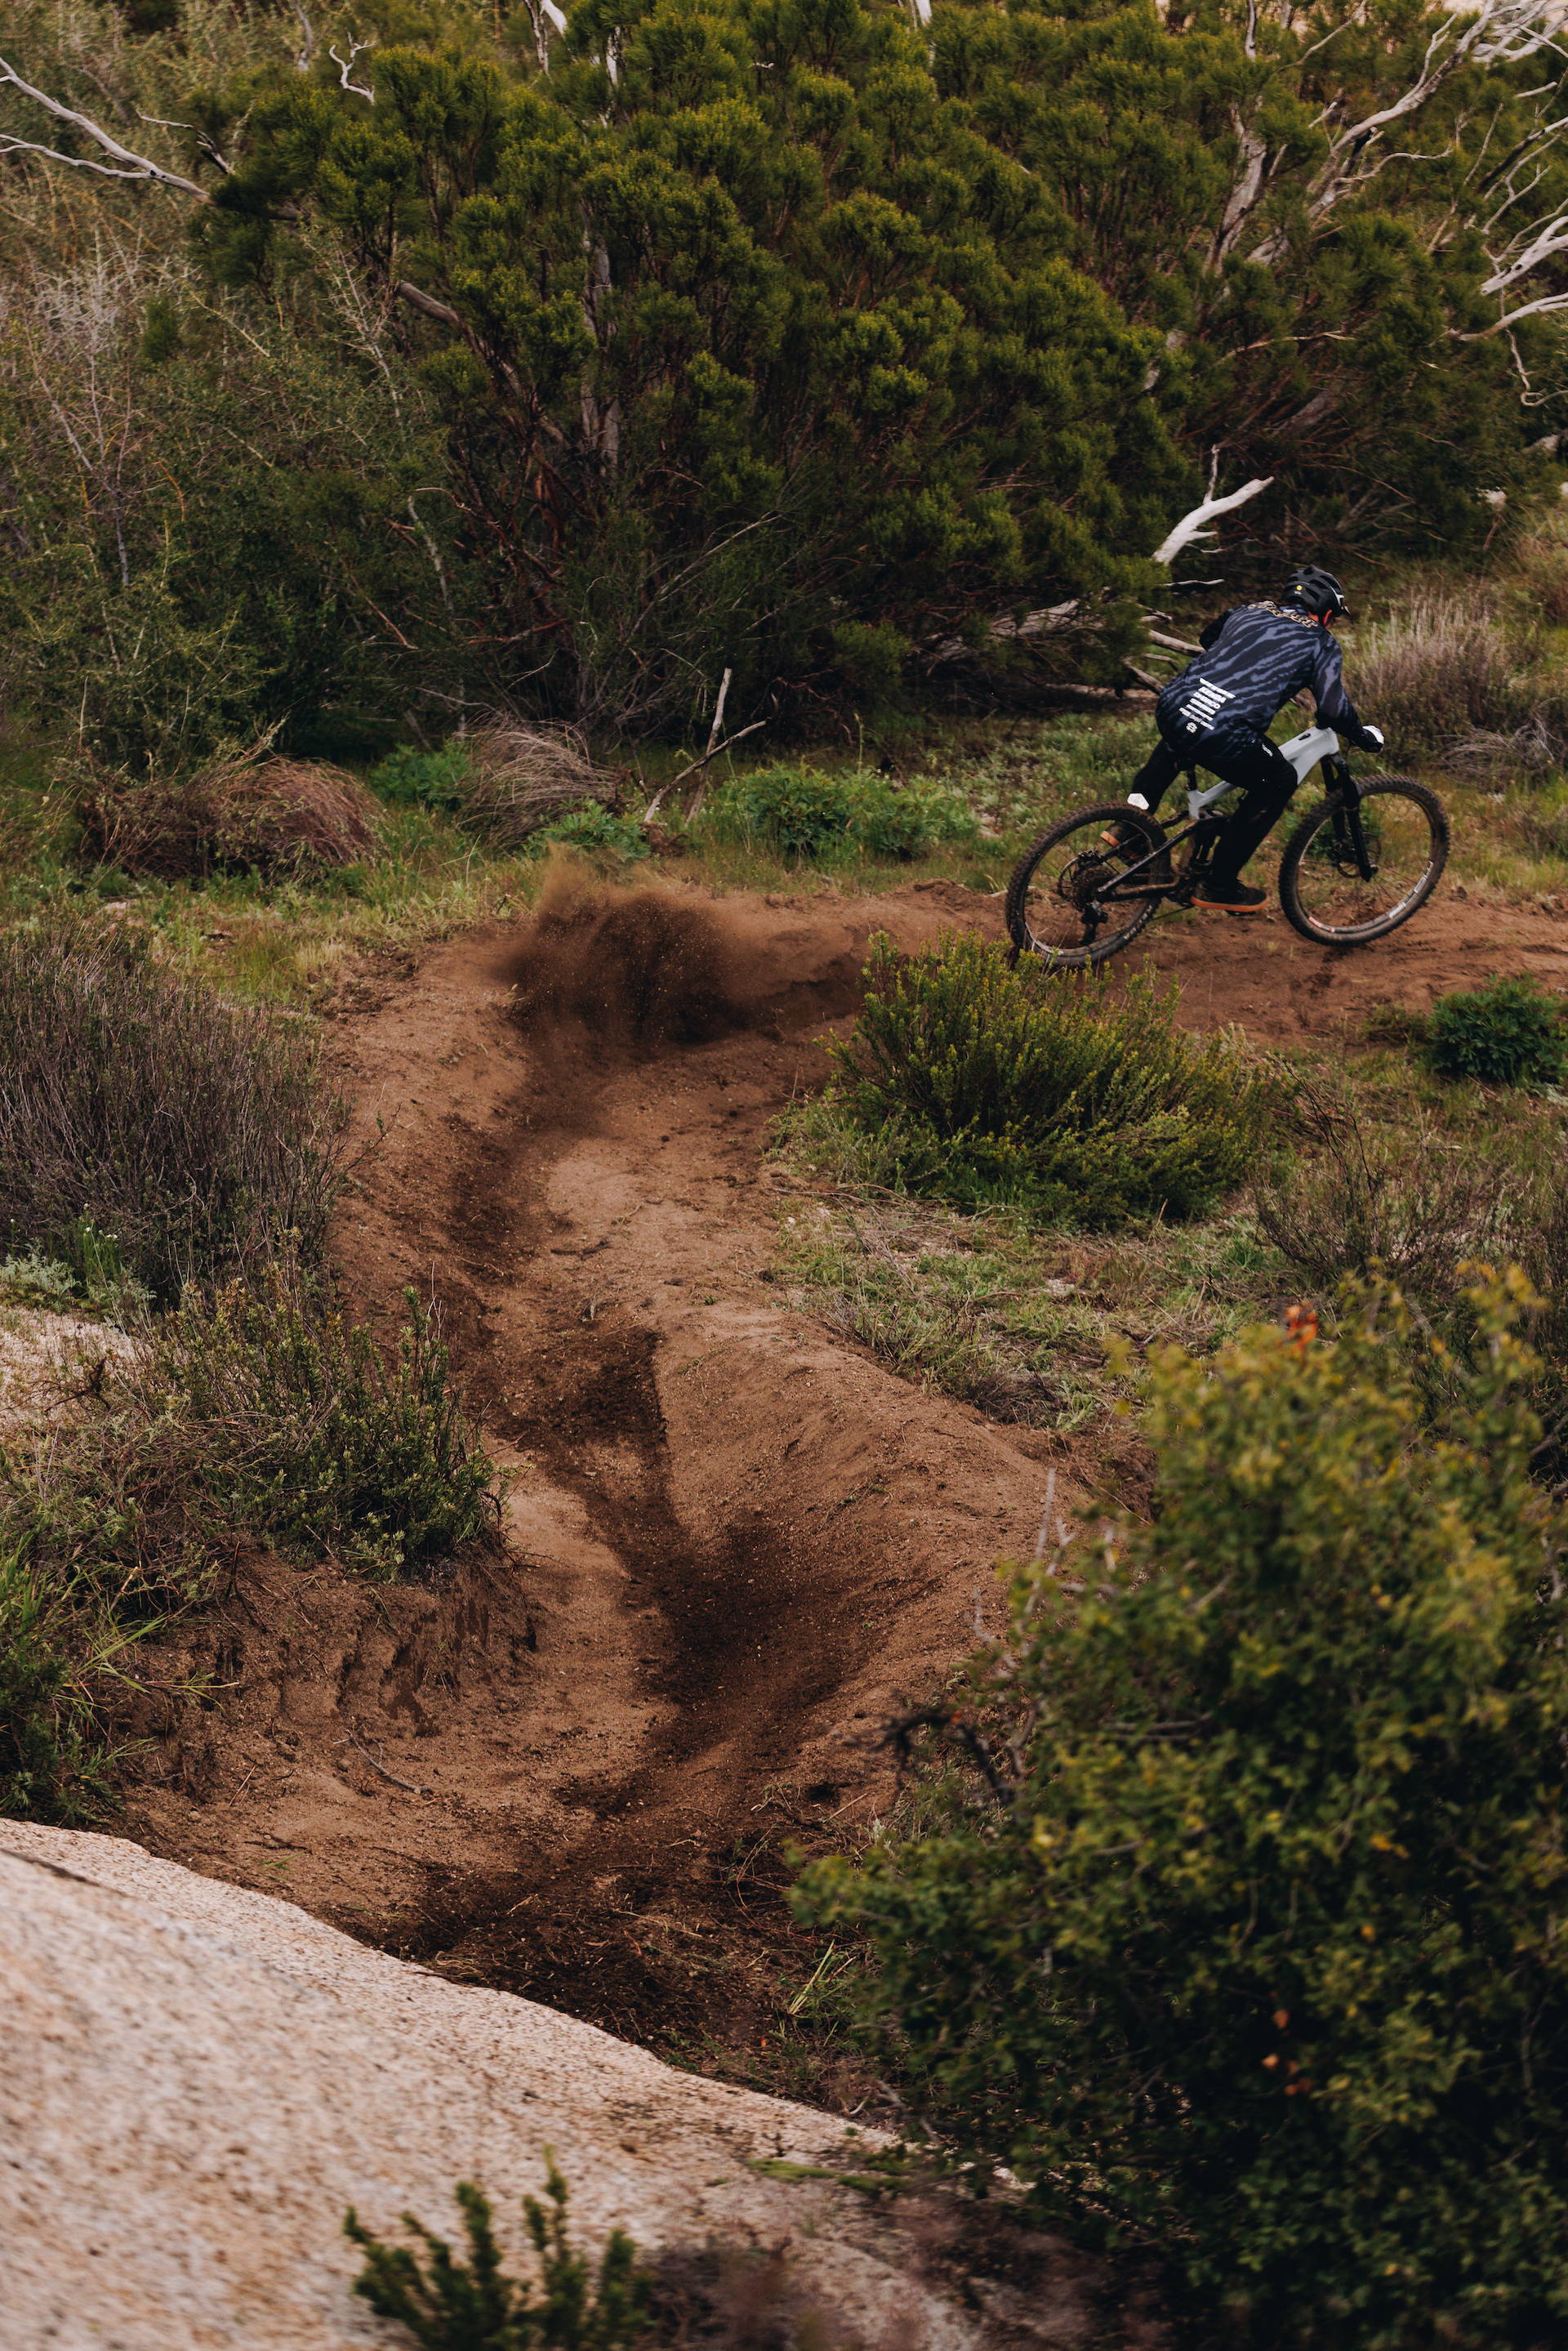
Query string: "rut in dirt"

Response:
xmin=309 ymin=877 xmax=1057 ymax=2054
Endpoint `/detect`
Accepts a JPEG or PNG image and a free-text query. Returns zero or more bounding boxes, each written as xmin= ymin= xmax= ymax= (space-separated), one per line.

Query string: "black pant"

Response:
xmin=1130 ymin=723 xmax=1299 ymax=889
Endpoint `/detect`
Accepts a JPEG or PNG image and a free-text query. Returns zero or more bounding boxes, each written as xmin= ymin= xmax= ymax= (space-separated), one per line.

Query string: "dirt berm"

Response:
xmin=119 ymin=870 xmax=1568 ymax=2054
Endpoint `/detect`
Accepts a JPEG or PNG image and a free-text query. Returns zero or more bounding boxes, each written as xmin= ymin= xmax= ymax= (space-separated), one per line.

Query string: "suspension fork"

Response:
xmin=1325 ymin=757 xmax=1376 ymax=881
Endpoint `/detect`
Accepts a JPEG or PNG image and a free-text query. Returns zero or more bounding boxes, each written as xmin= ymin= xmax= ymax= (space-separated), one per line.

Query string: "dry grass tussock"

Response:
xmin=0 ymin=912 xmax=344 ymax=1301
xmin=1350 ymin=587 xmax=1526 ymax=757
xmin=457 ymin=717 xmax=621 ymax=846
xmin=1509 ymin=504 xmax=1568 ymax=627
xmin=77 ymin=751 xmax=381 ymax=880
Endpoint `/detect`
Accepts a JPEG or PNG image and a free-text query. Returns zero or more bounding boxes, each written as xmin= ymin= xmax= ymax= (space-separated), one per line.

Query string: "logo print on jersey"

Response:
xmin=1179 ymin=677 xmax=1234 ymax=735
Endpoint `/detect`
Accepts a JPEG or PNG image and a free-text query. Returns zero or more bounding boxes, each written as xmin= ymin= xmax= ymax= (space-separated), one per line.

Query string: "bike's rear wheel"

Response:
xmin=1006 ymin=802 xmax=1169 ymax=969
xmin=1277 ymin=776 xmax=1448 ymax=945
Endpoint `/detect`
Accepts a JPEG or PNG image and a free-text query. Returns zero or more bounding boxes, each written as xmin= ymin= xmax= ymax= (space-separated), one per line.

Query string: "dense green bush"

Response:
xmin=0 ymin=913 xmax=345 ymax=1302
xmin=827 ymin=933 xmax=1269 ymax=1224
xmin=704 ymin=766 xmax=978 ymax=865
xmin=1425 ymin=974 xmax=1568 ymax=1089
xmin=369 ymin=745 xmax=476 ymax=814
xmin=529 ymin=805 xmax=652 ymax=863
xmin=10 ymin=0 xmax=1568 ymax=743
xmin=345 ymin=2160 xmax=651 ymax=2351
xmin=801 ymin=1278 xmax=1568 ymax=2348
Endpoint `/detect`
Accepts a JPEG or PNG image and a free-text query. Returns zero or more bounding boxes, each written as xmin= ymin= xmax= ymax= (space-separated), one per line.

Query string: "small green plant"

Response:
xmin=0 ymin=1247 xmax=80 ymax=1312
xmin=345 ymin=2159 xmax=652 ymax=2350
xmin=0 ymin=1545 xmax=122 ymax=1821
xmin=826 ymin=932 xmax=1270 ymax=1225
xmin=801 ymin=1274 xmax=1568 ymax=2348
xmin=370 ymin=743 xmax=475 ymax=812
xmin=1424 ymin=974 xmax=1567 ymax=1089
xmin=704 ymin=766 xmax=977 ymax=865
xmin=529 ymin=804 xmax=651 ymax=863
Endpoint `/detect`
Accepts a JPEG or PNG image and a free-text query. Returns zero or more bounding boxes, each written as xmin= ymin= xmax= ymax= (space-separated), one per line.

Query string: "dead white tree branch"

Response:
xmin=329 ymin=34 xmax=376 ymax=102
xmin=1482 ymin=207 xmax=1568 ymax=295
xmin=1461 ymin=289 xmax=1568 ymax=337
xmin=1212 ymin=112 xmax=1271 ymax=265
xmin=1152 ymin=475 xmax=1272 ymax=567
xmin=0 ymin=54 xmax=211 ymax=199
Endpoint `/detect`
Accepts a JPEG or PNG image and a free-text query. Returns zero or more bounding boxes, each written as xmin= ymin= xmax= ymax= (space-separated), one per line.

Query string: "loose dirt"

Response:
xmin=122 ymin=868 xmax=1568 ymax=2068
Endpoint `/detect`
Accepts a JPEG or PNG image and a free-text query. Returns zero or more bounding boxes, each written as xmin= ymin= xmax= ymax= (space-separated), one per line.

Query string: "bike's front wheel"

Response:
xmin=1006 ymin=801 xmax=1169 ymax=969
xmin=1277 ymin=776 xmax=1449 ymax=946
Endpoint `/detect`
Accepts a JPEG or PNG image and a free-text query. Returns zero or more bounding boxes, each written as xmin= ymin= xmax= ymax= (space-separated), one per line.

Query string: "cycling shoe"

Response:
xmin=1195 ymin=879 xmax=1267 ymax=914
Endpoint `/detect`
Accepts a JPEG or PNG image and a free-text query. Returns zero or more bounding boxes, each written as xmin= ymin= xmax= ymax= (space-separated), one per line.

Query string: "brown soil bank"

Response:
xmin=122 ymin=872 xmax=1568 ymax=2059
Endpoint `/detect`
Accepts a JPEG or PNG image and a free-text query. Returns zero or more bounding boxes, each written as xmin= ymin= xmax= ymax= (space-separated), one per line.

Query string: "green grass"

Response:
xmin=773 ymin=1100 xmax=1285 ymax=1437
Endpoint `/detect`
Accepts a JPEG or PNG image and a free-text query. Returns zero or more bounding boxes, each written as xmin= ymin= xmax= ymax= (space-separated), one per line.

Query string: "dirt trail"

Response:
xmin=124 ymin=869 xmax=1568 ymax=2053
xmin=127 ymin=878 xmax=1058 ymax=2050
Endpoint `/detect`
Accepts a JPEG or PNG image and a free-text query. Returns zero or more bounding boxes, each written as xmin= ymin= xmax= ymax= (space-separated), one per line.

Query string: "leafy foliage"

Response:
xmin=1425 ymin=974 xmax=1568 ymax=1089
xmin=0 ymin=912 xmax=345 ymax=1302
xmin=7 ymin=0 xmax=1568 ymax=742
xmin=203 ymin=7 xmax=1178 ymax=731
xmin=142 ymin=1278 xmax=495 ymax=1578
xmin=827 ymin=932 xmax=1270 ymax=1223
xmin=801 ymin=1278 xmax=1568 ymax=2348
xmin=703 ymin=765 xmax=978 ymax=863
xmin=529 ymin=804 xmax=652 ymax=863
xmin=370 ymin=743 xmax=477 ymax=813
xmin=345 ymin=2159 xmax=652 ymax=2350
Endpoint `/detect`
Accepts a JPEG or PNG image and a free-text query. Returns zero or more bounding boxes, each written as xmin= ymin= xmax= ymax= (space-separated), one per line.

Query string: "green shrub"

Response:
xmin=0 ymin=913 xmax=345 ymax=1303
xmin=1425 ymin=974 xmax=1567 ymax=1089
xmin=704 ymin=767 xmax=978 ymax=865
xmin=801 ymin=1277 xmax=1568 ymax=2349
xmin=20 ymin=1278 xmax=494 ymax=1590
xmin=827 ymin=933 xmax=1270 ymax=1225
xmin=369 ymin=743 xmax=475 ymax=813
xmin=528 ymin=804 xmax=651 ymax=863
xmin=345 ymin=2159 xmax=652 ymax=2350
xmin=149 ymin=1278 xmax=493 ymax=1578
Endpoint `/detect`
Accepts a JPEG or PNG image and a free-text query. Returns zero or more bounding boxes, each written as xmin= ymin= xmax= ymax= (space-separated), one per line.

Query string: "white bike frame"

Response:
xmin=1183 ymin=724 xmax=1341 ymax=819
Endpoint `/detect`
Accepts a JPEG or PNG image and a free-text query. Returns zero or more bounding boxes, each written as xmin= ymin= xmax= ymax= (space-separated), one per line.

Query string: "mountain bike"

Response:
xmin=1005 ymin=725 xmax=1450 ymax=969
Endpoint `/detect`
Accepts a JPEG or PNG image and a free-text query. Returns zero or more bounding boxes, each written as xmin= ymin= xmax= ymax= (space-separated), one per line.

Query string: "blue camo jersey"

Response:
xmin=1157 ymin=601 xmax=1377 ymax=749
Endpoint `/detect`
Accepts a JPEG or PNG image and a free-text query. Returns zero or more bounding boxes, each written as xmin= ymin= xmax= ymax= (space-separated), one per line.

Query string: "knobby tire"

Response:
xmin=1005 ymin=801 xmax=1169 ymax=970
xmin=1276 ymin=774 xmax=1449 ymax=946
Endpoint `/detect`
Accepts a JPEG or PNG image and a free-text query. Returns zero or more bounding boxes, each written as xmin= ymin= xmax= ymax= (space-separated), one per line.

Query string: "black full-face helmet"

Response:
xmin=1287 ymin=564 xmax=1351 ymax=621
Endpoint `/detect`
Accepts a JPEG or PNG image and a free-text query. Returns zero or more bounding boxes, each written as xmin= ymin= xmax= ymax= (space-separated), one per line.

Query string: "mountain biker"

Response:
xmin=1122 ymin=564 xmax=1385 ymax=914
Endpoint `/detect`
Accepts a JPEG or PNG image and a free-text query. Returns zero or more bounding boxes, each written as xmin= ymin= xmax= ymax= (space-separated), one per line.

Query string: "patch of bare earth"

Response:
xmin=119 ymin=868 xmax=1568 ymax=2067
